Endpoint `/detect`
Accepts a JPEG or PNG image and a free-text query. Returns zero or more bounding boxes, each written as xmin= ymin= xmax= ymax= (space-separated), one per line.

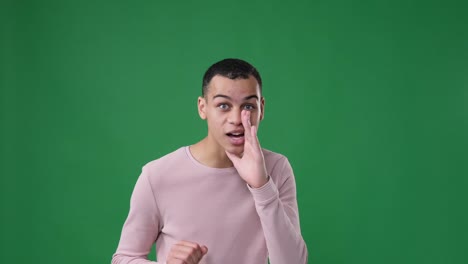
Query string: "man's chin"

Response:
xmin=224 ymin=145 xmax=244 ymax=157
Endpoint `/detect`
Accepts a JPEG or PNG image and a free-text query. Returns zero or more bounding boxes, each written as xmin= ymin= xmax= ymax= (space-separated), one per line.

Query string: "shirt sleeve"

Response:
xmin=248 ymin=156 xmax=308 ymax=264
xmin=112 ymin=166 xmax=162 ymax=264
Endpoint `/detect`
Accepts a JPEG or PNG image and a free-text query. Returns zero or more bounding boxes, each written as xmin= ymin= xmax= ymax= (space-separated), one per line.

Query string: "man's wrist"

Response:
xmin=248 ymin=175 xmax=270 ymax=189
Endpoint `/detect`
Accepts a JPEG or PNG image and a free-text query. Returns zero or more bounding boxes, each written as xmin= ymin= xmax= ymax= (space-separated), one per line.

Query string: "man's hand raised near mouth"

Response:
xmin=225 ymin=110 xmax=268 ymax=188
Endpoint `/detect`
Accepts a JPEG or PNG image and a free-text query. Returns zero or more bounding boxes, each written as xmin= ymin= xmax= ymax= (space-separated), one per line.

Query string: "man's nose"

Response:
xmin=228 ymin=109 xmax=242 ymax=125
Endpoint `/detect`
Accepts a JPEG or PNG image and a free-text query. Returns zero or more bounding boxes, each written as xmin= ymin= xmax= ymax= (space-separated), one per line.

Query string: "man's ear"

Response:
xmin=198 ymin=96 xmax=207 ymax=120
xmin=259 ymin=97 xmax=265 ymax=121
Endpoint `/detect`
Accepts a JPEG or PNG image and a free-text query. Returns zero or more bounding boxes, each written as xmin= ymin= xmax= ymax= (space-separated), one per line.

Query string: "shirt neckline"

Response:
xmin=184 ymin=146 xmax=238 ymax=174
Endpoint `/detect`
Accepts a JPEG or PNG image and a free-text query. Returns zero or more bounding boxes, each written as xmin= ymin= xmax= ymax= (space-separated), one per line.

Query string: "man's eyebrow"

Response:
xmin=243 ymin=95 xmax=259 ymax=101
xmin=213 ymin=94 xmax=232 ymax=100
xmin=212 ymin=94 xmax=259 ymax=100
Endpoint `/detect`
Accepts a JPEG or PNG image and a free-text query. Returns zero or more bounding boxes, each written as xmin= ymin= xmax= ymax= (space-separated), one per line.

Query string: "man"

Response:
xmin=112 ymin=58 xmax=308 ymax=264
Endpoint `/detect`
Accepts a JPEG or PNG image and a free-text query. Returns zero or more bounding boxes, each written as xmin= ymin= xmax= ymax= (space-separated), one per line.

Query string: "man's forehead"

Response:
xmin=207 ymin=76 xmax=261 ymax=98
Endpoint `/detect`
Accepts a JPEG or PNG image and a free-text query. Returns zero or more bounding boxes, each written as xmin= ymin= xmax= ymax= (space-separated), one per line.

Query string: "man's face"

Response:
xmin=198 ymin=75 xmax=264 ymax=156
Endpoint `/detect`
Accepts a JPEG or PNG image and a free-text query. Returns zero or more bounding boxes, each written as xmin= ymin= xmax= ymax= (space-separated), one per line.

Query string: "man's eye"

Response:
xmin=218 ymin=104 xmax=229 ymax=110
xmin=244 ymin=105 xmax=255 ymax=111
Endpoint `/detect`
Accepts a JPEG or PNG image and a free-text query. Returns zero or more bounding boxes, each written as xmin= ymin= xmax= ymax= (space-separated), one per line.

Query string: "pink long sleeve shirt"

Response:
xmin=112 ymin=146 xmax=308 ymax=264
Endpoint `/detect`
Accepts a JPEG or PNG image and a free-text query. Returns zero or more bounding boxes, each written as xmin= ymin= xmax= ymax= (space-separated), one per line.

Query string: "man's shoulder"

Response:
xmin=260 ymin=148 xmax=295 ymax=184
xmin=142 ymin=146 xmax=188 ymax=173
xmin=262 ymin=148 xmax=289 ymax=166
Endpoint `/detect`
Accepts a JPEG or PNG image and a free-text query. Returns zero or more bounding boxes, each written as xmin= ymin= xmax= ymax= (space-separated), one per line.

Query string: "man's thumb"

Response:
xmin=201 ymin=245 xmax=208 ymax=255
xmin=225 ymin=150 xmax=240 ymax=164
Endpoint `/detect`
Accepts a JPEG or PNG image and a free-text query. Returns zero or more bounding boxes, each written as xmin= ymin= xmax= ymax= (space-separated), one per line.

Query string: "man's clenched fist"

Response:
xmin=166 ymin=240 xmax=208 ymax=264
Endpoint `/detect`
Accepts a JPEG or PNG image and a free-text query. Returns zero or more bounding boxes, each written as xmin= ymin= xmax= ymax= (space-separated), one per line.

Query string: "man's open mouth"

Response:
xmin=226 ymin=132 xmax=244 ymax=138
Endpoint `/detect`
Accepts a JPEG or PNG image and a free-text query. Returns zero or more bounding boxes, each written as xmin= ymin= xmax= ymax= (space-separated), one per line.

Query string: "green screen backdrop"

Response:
xmin=1 ymin=0 xmax=467 ymax=263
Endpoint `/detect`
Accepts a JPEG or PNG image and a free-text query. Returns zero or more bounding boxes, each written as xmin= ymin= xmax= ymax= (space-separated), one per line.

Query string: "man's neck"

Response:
xmin=189 ymin=137 xmax=234 ymax=168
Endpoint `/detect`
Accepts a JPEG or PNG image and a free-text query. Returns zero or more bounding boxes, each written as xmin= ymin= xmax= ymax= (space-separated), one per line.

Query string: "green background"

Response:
xmin=1 ymin=0 xmax=467 ymax=263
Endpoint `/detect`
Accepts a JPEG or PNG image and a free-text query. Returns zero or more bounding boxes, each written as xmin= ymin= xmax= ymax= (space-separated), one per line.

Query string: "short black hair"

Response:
xmin=202 ymin=58 xmax=262 ymax=97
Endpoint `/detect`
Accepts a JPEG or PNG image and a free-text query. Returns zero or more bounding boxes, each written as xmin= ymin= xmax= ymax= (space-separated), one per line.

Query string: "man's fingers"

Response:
xmin=167 ymin=258 xmax=186 ymax=264
xmin=176 ymin=240 xmax=200 ymax=249
xmin=176 ymin=242 xmax=201 ymax=258
xmin=169 ymin=241 xmax=207 ymax=264
xmin=172 ymin=247 xmax=198 ymax=264
xmin=170 ymin=249 xmax=194 ymax=263
xmin=250 ymin=125 xmax=262 ymax=150
xmin=241 ymin=110 xmax=252 ymax=142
